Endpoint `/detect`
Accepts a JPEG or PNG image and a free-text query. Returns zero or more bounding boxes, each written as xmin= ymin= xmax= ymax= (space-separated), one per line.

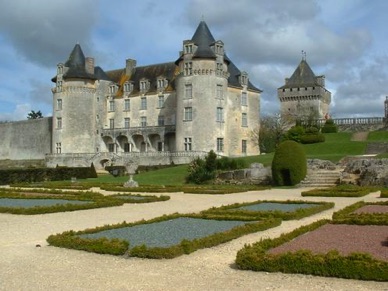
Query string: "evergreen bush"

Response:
xmin=321 ymin=119 xmax=338 ymax=133
xmin=271 ymin=140 xmax=307 ymax=186
xmin=284 ymin=126 xmax=305 ymax=143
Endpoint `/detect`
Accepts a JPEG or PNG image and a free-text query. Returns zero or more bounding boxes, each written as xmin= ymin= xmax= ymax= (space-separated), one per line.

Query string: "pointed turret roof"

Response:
xmin=191 ymin=21 xmax=217 ymax=59
xmin=64 ymin=44 xmax=85 ymax=68
xmin=279 ymin=59 xmax=319 ymax=89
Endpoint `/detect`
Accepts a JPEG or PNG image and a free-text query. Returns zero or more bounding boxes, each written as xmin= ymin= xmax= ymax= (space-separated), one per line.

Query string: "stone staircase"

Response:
xmin=299 ymin=170 xmax=341 ymax=188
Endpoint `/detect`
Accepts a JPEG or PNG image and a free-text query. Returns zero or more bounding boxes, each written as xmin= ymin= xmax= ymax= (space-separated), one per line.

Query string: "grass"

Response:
xmin=367 ymin=131 xmax=388 ymax=141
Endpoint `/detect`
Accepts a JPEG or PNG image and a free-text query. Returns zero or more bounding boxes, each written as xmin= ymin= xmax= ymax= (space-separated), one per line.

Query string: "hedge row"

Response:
xmin=0 ymin=164 xmax=97 ymax=185
xmin=0 ymin=190 xmax=169 ymax=214
xmin=201 ymin=200 xmax=334 ymax=221
xmin=380 ymin=189 xmax=388 ymax=198
xmin=332 ymin=201 xmax=388 ymax=225
xmin=235 ymin=219 xmax=388 ymax=281
xmin=47 ymin=213 xmax=281 ymax=259
xmin=301 ymin=185 xmax=377 ymax=197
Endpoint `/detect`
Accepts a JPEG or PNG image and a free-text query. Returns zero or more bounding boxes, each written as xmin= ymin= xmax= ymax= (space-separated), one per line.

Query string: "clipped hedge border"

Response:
xmin=201 ymin=200 xmax=334 ymax=221
xmin=0 ymin=188 xmax=170 ymax=214
xmin=100 ymin=184 xmax=269 ymax=194
xmin=0 ymin=191 xmax=124 ymax=215
xmin=10 ymin=182 xmax=93 ymax=190
xmin=47 ymin=213 xmax=281 ymax=259
xmin=380 ymin=189 xmax=388 ymax=198
xmin=235 ymin=219 xmax=388 ymax=281
xmin=332 ymin=201 xmax=388 ymax=225
xmin=110 ymin=193 xmax=170 ymax=204
xmin=301 ymin=185 xmax=377 ymax=197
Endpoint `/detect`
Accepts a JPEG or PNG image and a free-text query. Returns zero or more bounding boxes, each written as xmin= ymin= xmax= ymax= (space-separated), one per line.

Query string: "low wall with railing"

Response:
xmin=302 ymin=117 xmax=387 ymax=131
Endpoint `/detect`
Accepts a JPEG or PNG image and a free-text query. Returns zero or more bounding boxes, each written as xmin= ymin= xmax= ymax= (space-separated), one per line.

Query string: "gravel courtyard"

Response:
xmin=1 ymin=188 xmax=387 ymax=291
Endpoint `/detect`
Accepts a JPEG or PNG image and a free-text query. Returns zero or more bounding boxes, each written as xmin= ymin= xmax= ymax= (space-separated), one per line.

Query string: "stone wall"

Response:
xmin=0 ymin=118 xmax=52 ymax=160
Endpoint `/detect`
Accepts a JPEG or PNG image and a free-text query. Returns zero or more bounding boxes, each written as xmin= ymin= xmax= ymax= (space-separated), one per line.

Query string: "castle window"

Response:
xmin=124 ymin=99 xmax=130 ymax=111
xmin=240 ymin=73 xmax=248 ymax=86
xmin=108 ymin=143 xmax=115 ymax=153
xmin=216 ymin=84 xmax=223 ymax=99
xmin=184 ymin=107 xmax=192 ymax=121
xmin=124 ymin=118 xmax=130 ymax=129
xmin=109 ymin=100 xmax=115 ymax=112
xmin=241 ymin=113 xmax=248 ymax=127
xmin=158 ymin=115 xmax=165 ymax=126
xmin=56 ymin=117 xmax=62 ymax=129
xmin=124 ymin=143 xmax=130 ymax=153
xmin=157 ymin=79 xmax=167 ymax=90
xmin=216 ymin=63 xmax=223 ymax=75
xmin=141 ymin=97 xmax=147 ymax=110
xmin=215 ymin=44 xmax=223 ymax=54
xmin=57 ymin=64 xmax=63 ymax=75
xmin=109 ymin=85 xmax=116 ymax=94
xmin=313 ymin=87 xmax=315 ymax=90
xmin=56 ymin=142 xmax=61 ymax=154
xmin=282 ymin=89 xmax=285 ymax=92
xmin=241 ymin=92 xmax=248 ymax=106
xmin=184 ymin=137 xmax=192 ymax=151
xmin=184 ymin=44 xmax=193 ymax=54
xmin=216 ymin=138 xmax=224 ymax=152
xmin=123 ymin=82 xmax=132 ymax=93
xmin=158 ymin=95 xmax=164 ymax=108
xmin=109 ymin=119 xmax=114 ymax=129
xmin=216 ymin=107 xmax=224 ymax=122
xmin=242 ymin=140 xmax=247 ymax=153
xmin=57 ymin=99 xmax=62 ymax=110
xmin=297 ymin=88 xmax=300 ymax=91
xmin=290 ymin=88 xmax=293 ymax=92
xmin=56 ymin=81 xmax=63 ymax=92
xmin=140 ymin=80 xmax=149 ymax=92
xmin=185 ymin=84 xmax=192 ymax=99
xmin=184 ymin=62 xmax=192 ymax=75
xmin=140 ymin=116 xmax=147 ymax=127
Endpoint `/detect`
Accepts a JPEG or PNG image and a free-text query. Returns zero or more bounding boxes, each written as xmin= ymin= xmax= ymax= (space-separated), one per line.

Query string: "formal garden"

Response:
xmin=1 ymin=129 xmax=388 ymax=281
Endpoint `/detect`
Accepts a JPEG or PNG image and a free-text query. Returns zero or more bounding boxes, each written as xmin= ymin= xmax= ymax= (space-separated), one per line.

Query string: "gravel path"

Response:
xmin=1 ymin=188 xmax=387 ymax=291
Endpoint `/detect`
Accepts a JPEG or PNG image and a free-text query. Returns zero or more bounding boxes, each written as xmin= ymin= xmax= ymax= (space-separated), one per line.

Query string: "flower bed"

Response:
xmin=47 ymin=213 xmax=281 ymax=259
xmin=301 ymin=185 xmax=376 ymax=197
xmin=201 ymin=200 xmax=334 ymax=220
xmin=235 ymin=202 xmax=388 ymax=281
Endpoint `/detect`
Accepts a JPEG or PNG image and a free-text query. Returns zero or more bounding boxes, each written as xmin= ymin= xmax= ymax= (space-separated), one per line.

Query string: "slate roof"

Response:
xmin=191 ymin=21 xmax=217 ymax=59
xmin=279 ymin=59 xmax=320 ymax=89
xmin=52 ymin=44 xmax=111 ymax=82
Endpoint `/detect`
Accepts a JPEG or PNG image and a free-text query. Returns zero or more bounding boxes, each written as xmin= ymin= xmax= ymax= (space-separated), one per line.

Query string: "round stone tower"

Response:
xmin=175 ymin=21 xmax=229 ymax=154
xmin=51 ymin=44 xmax=98 ymax=154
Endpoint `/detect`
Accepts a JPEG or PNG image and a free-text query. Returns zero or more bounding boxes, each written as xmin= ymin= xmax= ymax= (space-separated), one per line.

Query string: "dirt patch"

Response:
xmin=351 ymin=131 xmax=369 ymax=141
xmin=354 ymin=205 xmax=388 ymax=214
xmin=268 ymin=224 xmax=388 ymax=262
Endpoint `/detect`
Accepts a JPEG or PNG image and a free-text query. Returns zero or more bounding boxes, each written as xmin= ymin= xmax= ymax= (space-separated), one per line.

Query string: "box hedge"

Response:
xmin=272 ymin=140 xmax=307 ymax=186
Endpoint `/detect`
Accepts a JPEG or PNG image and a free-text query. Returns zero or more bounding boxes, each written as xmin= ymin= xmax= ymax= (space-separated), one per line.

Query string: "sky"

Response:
xmin=0 ymin=0 xmax=387 ymax=121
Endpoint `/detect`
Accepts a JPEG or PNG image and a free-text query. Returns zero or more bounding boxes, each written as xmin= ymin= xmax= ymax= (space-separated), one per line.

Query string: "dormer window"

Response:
xmin=109 ymin=84 xmax=117 ymax=95
xmin=157 ymin=78 xmax=168 ymax=91
xmin=184 ymin=44 xmax=193 ymax=54
xmin=57 ymin=64 xmax=64 ymax=75
xmin=239 ymin=72 xmax=248 ymax=86
xmin=56 ymin=81 xmax=63 ymax=92
xmin=123 ymin=81 xmax=133 ymax=94
xmin=215 ymin=43 xmax=223 ymax=54
xmin=140 ymin=80 xmax=150 ymax=93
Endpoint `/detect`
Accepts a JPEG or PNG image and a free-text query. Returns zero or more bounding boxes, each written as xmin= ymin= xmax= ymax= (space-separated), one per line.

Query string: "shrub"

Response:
xmin=272 ymin=140 xmax=307 ymax=186
xmin=321 ymin=119 xmax=338 ymax=133
xmin=300 ymin=134 xmax=325 ymax=144
xmin=284 ymin=126 xmax=305 ymax=143
xmin=186 ymin=157 xmax=215 ymax=184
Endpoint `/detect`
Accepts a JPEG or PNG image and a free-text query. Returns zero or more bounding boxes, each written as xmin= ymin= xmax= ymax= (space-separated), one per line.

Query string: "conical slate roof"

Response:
xmin=191 ymin=21 xmax=217 ymax=59
xmin=64 ymin=44 xmax=85 ymax=68
xmin=279 ymin=59 xmax=318 ymax=89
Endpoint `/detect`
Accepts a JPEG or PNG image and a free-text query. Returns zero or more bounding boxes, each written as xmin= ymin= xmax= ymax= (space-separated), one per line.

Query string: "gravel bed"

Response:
xmin=0 ymin=198 xmax=91 ymax=208
xmin=81 ymin=217 xmax=252 ymax=248
xmin=353 ymin=205 xmax=388 ymax=214
xmin=268 ymin=224 xmax=388 ymax=262
xmin=237 ymin=202 xmax=317 ymax=212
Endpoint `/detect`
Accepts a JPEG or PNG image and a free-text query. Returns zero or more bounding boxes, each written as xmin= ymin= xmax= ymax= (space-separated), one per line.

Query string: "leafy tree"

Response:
xmin=251 ymin=113 xmax=288 ymax=153
xmin=27 ymin=110 xmax=43 ymax=119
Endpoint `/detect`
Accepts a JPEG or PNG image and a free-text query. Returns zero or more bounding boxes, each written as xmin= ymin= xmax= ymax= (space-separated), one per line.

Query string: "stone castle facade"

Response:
xmin=47 ymin=21 xmax=261 ymax=168
xmin=278 ymin=56 xmax=331 ymax=121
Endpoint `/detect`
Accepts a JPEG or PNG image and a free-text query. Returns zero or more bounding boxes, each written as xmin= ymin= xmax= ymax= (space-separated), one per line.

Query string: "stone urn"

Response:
xmin=123 ymin=161 xmax=139 ymax=188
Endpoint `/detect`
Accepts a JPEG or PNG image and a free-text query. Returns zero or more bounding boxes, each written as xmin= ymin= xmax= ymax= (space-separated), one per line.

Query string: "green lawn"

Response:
xmin=367 ymin=131 xmax=388 ymax=141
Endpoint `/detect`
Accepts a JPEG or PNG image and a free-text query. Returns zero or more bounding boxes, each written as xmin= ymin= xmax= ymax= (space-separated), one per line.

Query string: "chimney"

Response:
xmin=126 ymin=59 xmax=136 ymax=75
xmin=85 ymin=57 xmax=95 ymax=75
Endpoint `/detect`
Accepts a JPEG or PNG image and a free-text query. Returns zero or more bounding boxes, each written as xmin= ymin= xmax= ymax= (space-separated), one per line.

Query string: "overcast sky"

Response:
xmin=0 ymin=0 xmax=387 ymax=121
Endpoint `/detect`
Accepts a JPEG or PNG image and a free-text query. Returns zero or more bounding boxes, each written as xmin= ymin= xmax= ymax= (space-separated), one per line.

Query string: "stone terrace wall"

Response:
xmin=0 ymin=117 xmax=52 ymax=160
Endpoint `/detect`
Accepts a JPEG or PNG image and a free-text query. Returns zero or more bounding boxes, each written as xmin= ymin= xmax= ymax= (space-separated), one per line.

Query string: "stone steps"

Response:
xmin=299 ymin=170 xmax=340 ymax=188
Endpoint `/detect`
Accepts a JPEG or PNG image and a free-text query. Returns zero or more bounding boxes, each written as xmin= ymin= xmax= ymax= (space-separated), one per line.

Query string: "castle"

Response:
xmin=278 ymin=54 xmax=331 ymax=121
xmin=0 ymin=21 xmax=262 ymax=169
